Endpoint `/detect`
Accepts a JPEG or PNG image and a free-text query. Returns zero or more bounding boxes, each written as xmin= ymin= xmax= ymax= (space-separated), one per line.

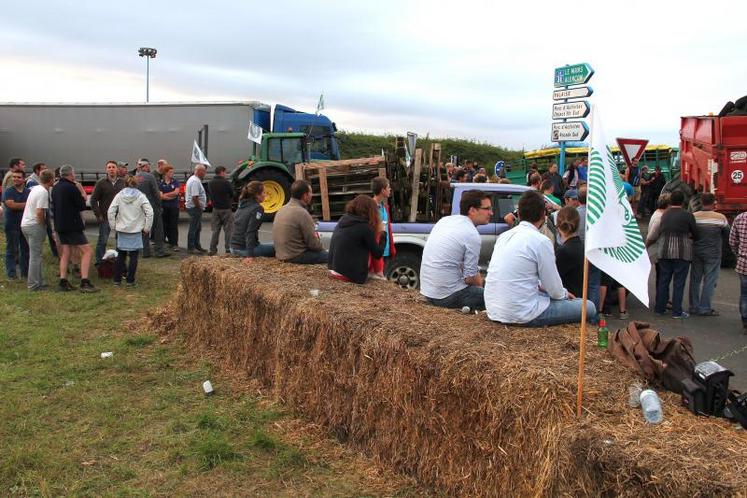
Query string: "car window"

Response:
xmin=491 ymin=193 xmax=522 ymax=222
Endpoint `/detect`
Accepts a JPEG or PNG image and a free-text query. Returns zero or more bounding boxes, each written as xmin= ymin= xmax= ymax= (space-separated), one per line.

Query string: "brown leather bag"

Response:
xmin=609 ymin=321 xmax=696 ymax=394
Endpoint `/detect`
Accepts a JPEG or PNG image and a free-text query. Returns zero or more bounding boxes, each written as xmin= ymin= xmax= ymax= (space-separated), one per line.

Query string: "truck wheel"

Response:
xmin=248 ymin=170 xmax=291 ymax=222
xmin=387 ymin=251 xmax=421 ymax=289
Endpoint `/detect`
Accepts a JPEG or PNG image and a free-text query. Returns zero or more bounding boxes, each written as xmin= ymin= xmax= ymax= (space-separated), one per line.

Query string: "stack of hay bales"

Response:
xmin=171 ymin=258 xmax=747 ymax=496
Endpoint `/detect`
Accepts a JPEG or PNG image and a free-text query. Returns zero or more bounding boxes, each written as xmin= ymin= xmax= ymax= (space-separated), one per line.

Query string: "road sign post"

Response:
xmin=552 ymin=63 xmax=594 ymax=175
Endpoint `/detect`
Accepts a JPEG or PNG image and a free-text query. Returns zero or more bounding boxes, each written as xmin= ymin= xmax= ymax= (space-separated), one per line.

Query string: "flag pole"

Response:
xmin=576 ymin=256 xmax=590 ymax=418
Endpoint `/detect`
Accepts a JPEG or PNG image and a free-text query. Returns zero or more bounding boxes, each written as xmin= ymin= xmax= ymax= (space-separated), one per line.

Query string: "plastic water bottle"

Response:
xmin=639 ymin=389 xmax=663 ymax=424
xmin=461 ymin=306 xmax=471 ymax=314
xmin=597 ymin=317 xmax=608 ymax=348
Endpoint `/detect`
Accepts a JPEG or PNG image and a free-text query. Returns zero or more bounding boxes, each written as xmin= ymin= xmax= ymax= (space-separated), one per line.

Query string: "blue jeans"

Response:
xmin=426 ymin=285 xmax=485 ymax=310
xmin=656 ymin=259 xmax=690 ymax=316
xmin=95 ymin=221 xmax=111 ymax=264
xmin=230 ymin=244 xmax=275 ymax=258
xmin=740 ymin=275 xmax=747 ymax=327
xmin=187 ymin=207 xmax=203 ymax=250
xmin=4 ymin=225 xmax=29 ymax=278
xmin=688 ymin=254 xmax=720 ymax=314
xmin=287 ymin=250 xmax=329 ymax=265
xmin=523 ymin=298 xmax=597 ymax=327
xmin=587 ymin=264 xmax=601 ymax=311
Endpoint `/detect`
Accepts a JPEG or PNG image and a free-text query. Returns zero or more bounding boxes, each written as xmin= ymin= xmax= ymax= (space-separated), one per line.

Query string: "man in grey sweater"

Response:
xmin=135 ymin=158 xmax=169 ymax=258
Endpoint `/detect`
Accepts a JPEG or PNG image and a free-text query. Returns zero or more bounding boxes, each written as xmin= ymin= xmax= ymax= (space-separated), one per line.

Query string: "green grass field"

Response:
xmin=0 ymin=232 xmax=417 ymax=496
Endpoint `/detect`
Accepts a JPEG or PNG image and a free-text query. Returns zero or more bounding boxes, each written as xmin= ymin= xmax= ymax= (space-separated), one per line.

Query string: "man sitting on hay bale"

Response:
xmin=419 ymin=190 xmax=492 ymax=310
xmin=272 ymin=180 xmax=329 ymax=265
xmin=485 ymin=190 xmax=596 ymax=326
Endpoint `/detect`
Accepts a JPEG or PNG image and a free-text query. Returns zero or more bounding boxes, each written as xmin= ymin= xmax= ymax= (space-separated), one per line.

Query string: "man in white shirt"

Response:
xmin=420 ymin=190 xmax=492 ymax=310
xmin=21 ymin=170 xmax=55 ymax=291
xmin=185 ymin=164 xmax=208 ymax=254
xmin=485 ymin=190 xmax=596 ymax=326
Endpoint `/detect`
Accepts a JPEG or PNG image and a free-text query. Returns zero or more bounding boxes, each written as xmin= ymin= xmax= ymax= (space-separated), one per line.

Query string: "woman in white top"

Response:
xmin=20 ymin=170 xmax=55 ymax=291
xmin=108 ymin=176 xmax=153 ymax=286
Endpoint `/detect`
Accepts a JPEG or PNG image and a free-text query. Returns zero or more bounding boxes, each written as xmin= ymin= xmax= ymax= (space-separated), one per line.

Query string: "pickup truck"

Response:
xmin=317 ymin=182 xmax=535 ymax=288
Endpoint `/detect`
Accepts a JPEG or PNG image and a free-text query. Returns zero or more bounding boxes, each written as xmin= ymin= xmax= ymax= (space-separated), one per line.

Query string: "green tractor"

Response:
xmin=229 ymin=132 xmax=308 ymax=220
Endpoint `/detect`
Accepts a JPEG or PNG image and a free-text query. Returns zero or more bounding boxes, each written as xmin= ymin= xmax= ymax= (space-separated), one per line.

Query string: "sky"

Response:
xmin=2 ymin=0 xmax=746 ymax=150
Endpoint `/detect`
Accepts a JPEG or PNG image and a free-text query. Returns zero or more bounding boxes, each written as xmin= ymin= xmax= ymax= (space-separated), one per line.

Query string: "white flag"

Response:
xmin=585 ymin=105 xmax=651 ymax=306
xmin=191 ymin=140 xmax=211 ymax=167
xmin=247 ymin=121 xmax=263 ymax=145
xmin=316 ymin=93 xmax=325 ymax=115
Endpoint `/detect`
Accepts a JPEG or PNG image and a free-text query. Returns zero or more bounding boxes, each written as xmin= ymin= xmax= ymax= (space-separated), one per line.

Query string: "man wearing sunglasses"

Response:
xmin=420 ymin=190 xmax=492 ymax=310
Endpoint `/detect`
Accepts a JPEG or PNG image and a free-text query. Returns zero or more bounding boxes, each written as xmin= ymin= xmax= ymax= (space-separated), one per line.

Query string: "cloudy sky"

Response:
xmin=2 ymin=0 xmax=745 ymax=150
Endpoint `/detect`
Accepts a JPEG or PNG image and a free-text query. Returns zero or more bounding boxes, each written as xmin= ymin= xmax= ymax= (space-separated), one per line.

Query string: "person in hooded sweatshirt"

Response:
xmin=107 ymin=175 xmax=154 ymax=286
xmin=328 ymin=195 xmax=386 ymax=284
xmin=230 ymin=181 xmax=275 ymax=259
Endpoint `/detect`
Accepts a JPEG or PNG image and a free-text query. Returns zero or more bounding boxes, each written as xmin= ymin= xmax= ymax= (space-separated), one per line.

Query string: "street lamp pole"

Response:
xmin=138 ymin=47 xmax=157 ymax=103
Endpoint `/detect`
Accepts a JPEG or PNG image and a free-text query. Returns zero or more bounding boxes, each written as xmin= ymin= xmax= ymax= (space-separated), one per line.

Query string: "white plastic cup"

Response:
xmin=202 ymin=380 xmax=214 ymax=395
xmin=100 ymin=352 xmax=113 ymax=359
xmin=309 ymin=289 xmax=320 ymax=297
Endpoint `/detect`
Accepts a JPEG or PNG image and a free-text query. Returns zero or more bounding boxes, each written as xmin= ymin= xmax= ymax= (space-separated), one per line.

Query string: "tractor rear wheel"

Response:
xmin=247 ymin=169 xmax=292 ymax=222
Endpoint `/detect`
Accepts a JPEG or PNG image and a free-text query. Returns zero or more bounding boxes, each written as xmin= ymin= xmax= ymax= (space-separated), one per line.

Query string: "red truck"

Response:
xmin=680 ymin=114 xmax=747 ymax=266
xmin=680 ymin=114 xmax=747 ymax=217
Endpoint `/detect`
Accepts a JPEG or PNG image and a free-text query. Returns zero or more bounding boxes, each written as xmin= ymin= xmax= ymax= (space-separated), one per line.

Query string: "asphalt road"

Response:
xmin=85 ymin=211 xmax=747 ymax=391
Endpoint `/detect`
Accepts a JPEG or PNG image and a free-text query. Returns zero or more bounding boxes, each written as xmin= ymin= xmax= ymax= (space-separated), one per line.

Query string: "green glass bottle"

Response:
xmin=597 ymin=317 xmax=609 ymax=348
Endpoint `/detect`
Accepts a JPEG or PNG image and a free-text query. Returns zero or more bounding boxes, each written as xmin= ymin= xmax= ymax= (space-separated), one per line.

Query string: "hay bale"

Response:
xmin=172 ymin=258 xmax=747 ymax=496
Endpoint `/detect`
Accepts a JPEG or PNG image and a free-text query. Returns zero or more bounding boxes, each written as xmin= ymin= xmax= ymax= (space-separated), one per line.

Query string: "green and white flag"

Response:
xmin=316 ymin=93 xmax=325 ymax=115
xmin=585 ymin=105 xmax=651 ymax=306
xmin=191 ymin=140 xmax=211 ymax=167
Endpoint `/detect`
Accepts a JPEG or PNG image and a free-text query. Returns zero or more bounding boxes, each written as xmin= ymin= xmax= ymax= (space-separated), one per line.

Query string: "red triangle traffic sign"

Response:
xmin=616 ymin=138 xmax=649 ymax=168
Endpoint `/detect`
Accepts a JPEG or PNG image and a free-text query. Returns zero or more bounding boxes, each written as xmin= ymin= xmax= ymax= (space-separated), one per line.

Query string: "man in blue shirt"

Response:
xmin=2 ymin=171 xmax=30 ymax=279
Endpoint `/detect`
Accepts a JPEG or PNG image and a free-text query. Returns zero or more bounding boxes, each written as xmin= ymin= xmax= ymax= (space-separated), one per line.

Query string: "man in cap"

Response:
xmin=135 ymin=158 xmax=169 ymax=258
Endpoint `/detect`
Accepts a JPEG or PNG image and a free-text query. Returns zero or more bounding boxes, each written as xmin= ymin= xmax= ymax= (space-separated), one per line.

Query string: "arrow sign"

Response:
xmin=551 ymin=121 xmax=589 ymax=142
xmin=616 ymin=138 xmax=649 ymax=168
xmin=554 ymin=63 xmax=594 ymax=88
xmin=553 ymin=86 xmax=593 ymax=100
xmin=553 ymin=101 xmax=590 ymax=119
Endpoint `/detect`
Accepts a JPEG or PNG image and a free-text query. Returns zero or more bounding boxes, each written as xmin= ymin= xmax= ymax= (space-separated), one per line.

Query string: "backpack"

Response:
xmin=609 ymin=321 xmax=696 ymax=394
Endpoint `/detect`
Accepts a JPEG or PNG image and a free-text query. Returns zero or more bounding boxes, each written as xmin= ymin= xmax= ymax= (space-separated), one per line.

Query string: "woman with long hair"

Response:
xmin=328 ymin=194 xmax=387 ymax=283
xmin=229 ymin=180 xmax=275 ymax=259
xmin=554 ymin=206 xmax=583 ymax=297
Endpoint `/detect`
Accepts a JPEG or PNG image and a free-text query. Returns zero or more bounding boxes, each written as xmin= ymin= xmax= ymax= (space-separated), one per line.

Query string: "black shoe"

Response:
xmin=58 ymin=279 xmax=76 ymax=292
xmin=196 ymin=247 xmax=208 ymax=253
xmin=79 ymin=280 xmax=100 ymax=293
xmin=207 ymin=251 xmax=217 ymax=256
xmin=156 ymin=252 xmax=171 ymax=258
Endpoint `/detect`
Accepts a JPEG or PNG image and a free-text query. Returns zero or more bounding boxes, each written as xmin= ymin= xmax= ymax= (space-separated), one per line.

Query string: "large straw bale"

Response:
xmin=170 ymin=258 xmax=747 ymax=496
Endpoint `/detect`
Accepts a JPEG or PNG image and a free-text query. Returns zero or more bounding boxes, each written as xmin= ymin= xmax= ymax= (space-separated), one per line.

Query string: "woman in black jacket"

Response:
xmin=328 ymin=195 xmax=386 ymax=284
xmin=555 ymin=206 xmax=584 ymax=297
xmin=229 ymin=181 xmax=275 ymax=258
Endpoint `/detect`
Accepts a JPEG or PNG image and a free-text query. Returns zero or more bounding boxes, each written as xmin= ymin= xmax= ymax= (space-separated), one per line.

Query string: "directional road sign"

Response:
xmin=554 ymin=63 xmax=594 ymax=88
xmin=551 ymin=121 xmax=589 ymax=142
xmin=553 ymin=86 xmax=593 ymax=100
xmin=552 ymin=101 xmax=590 ymax=120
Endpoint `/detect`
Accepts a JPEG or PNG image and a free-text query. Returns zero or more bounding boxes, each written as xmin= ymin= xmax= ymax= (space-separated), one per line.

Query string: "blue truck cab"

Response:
xmin=251 ymin=104 xmax=339 ymax=161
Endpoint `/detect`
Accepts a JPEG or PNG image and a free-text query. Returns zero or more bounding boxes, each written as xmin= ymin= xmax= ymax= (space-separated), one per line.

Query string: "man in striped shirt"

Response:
xmin=689 ymin=193 xmax=730 ymax=316
xmin=728 ymin=208 xmax=747 ymax=335
xmin=647 ymin=191 xmax=698 ymax=318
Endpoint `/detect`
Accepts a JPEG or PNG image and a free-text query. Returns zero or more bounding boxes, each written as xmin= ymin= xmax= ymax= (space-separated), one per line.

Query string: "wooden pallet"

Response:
xmin=296 ymin=157 xmax=387 ymax=220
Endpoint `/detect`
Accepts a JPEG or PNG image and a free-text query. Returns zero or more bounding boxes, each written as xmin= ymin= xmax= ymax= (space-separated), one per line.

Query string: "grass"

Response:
xmin=0 ymin=231 xmax=418 ymax=496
